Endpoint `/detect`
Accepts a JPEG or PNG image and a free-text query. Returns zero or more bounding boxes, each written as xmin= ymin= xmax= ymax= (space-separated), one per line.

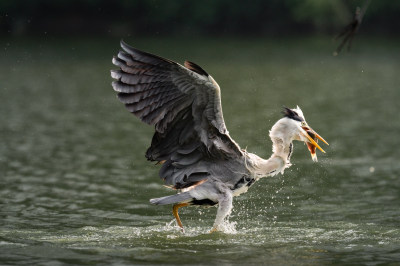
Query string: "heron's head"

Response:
xmin=271 ymin=106 xmax=329 ymax=162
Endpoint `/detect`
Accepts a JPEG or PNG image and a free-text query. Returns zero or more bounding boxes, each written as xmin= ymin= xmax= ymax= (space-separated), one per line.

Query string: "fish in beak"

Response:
xmin=300 ymin=125 xmax=329 ymax=162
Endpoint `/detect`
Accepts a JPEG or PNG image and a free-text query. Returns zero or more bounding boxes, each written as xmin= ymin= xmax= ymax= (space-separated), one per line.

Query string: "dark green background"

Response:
xmin=2 ymin=0 xmax=400 ymax=37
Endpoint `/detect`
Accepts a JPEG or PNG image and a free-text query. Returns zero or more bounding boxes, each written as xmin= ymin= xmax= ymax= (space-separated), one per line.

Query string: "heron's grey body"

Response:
xmin=111 ymin=41 xmax=323 ymax=231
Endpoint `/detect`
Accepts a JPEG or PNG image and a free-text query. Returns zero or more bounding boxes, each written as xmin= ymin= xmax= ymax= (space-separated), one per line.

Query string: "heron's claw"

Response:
xmin=209 ymin=227 xmax=218 ymax=233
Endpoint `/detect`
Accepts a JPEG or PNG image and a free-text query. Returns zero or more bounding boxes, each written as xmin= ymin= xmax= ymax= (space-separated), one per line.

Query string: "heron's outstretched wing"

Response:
xmin=111 ymin=41 xmax=242 ymax=189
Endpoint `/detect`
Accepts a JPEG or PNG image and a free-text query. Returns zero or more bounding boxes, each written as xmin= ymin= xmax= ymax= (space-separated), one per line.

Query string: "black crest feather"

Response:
xmin=282 ymin=107 xmax=304 ymax=122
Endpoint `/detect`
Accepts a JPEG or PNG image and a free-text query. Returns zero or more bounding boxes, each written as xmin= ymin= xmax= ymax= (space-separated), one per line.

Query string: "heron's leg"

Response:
xmin=173 ymin=203 xmax=189 ymax=232
xmin=347 ymin=33 xmax=355 ymax=51
xmin=210 ymin=190 xmax=233 ymax=233
xmin=336 ymin=32 xmax=352 ymax=54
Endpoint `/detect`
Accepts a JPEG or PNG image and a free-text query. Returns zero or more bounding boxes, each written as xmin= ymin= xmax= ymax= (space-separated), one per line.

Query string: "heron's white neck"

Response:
xmin=269 ymin=117 xmax=297 ymax=160
xmin=270 ymin=137 xmax=293 ymax=164
xmin=249 ymin=118 xmax=294 ymax=177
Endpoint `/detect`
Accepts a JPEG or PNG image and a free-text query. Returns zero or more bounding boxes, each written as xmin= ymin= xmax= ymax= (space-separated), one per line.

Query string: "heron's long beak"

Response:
xmin=301 ymin=126 xmax=329 ymax=162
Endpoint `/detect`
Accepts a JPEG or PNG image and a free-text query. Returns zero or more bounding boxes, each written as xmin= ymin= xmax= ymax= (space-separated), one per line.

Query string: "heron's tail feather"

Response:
xmin=150 ymin=192 xmax=192 ymax=205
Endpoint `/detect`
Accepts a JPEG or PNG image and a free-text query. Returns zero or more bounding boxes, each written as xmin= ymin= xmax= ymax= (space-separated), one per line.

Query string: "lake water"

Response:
xmin=1 ymin=37 xmax=399 ymax=264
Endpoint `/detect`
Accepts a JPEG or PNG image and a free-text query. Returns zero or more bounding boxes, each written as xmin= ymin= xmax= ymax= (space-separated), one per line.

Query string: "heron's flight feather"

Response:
xmin=111 ymin=41 xmax=242 ymax=189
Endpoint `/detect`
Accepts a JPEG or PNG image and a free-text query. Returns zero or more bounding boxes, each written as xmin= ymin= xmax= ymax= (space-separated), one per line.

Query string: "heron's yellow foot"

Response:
xmin=209 ymin=227 xmax=218 ymax=233
xmin=173 ymin=203 xmax=189 ymax=232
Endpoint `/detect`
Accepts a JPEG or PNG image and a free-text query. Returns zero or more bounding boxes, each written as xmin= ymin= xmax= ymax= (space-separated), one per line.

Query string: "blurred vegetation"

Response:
xmin=1 ymin=0 xmax=400 ymax=37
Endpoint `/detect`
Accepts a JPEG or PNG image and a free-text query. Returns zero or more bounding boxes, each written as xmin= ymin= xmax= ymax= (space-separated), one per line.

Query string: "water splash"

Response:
xmin=216 ymin=219 xmax=238 ymax=234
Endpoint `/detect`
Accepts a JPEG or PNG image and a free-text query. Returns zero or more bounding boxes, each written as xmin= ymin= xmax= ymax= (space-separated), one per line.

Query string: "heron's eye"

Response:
xmin=301 ymin=121 xmax=307 ymax=127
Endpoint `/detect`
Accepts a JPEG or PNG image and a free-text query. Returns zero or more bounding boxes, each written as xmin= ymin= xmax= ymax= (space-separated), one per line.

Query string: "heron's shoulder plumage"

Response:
xmin=184 ymin=60 xmax=209 ymax=76
xmin=111 ymin=41 xmax=242 ymax=189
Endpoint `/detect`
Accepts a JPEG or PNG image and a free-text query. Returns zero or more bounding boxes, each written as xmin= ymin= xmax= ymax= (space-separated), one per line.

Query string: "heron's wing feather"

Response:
xmin=111 ymin=41 xmax=242 ymax=188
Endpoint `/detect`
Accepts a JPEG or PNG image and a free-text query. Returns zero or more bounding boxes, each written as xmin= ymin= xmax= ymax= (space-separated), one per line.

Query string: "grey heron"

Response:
xmin=111 ymin=41 xmax=329 ymax=232
xmin=334 ymin=0 xmax=371 ymax=56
